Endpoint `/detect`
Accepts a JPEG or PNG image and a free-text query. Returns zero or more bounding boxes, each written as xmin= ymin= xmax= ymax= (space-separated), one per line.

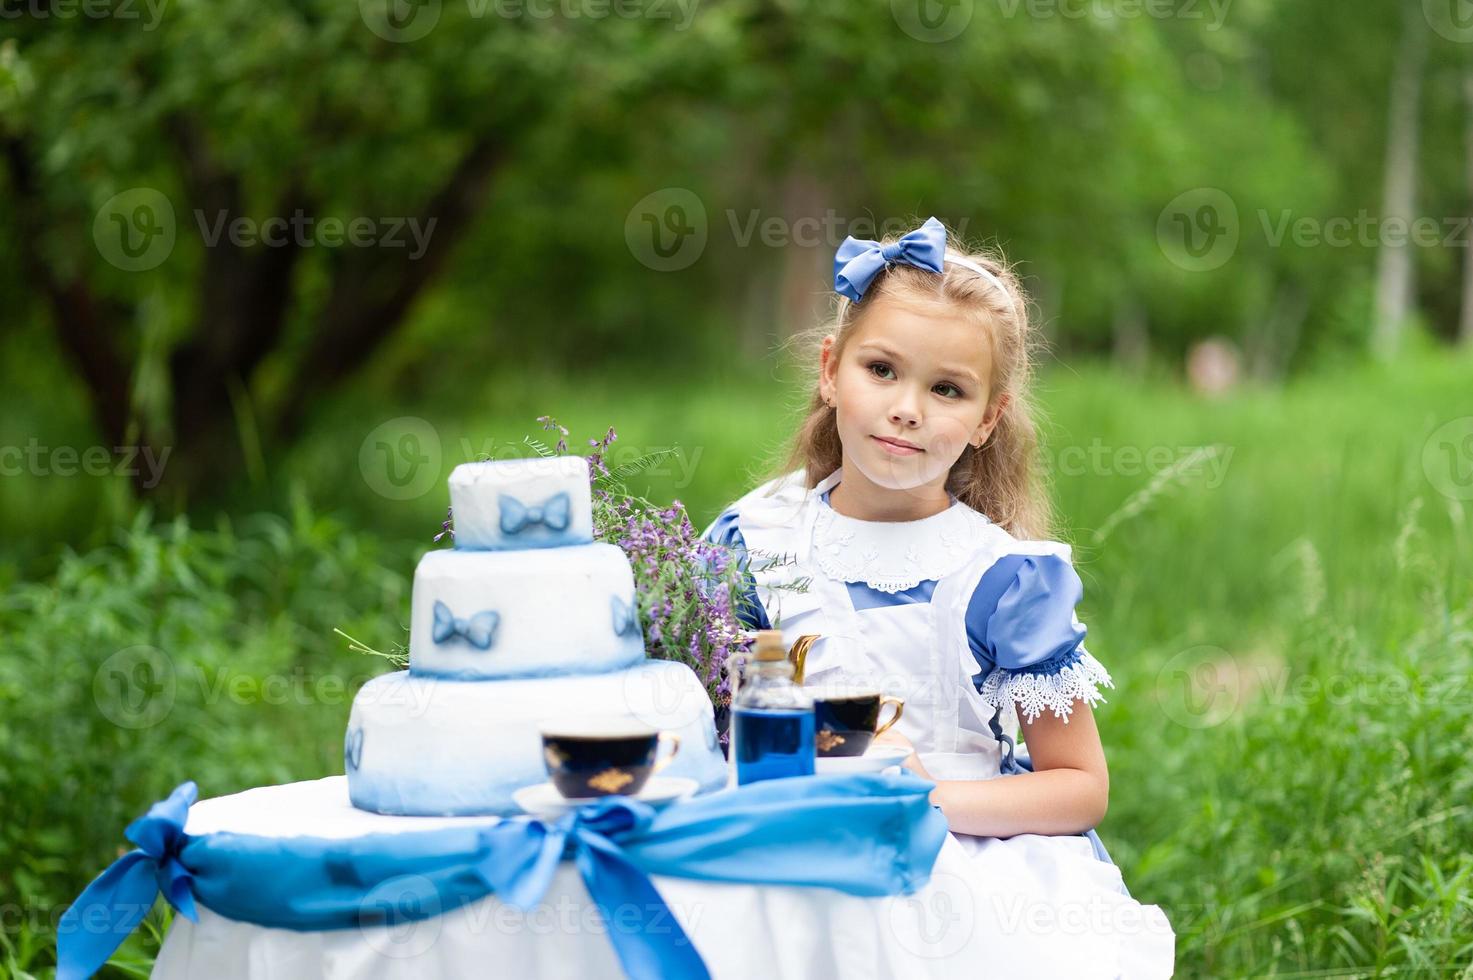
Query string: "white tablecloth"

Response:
xmin=152 ymin=777 xmax=1173 ymax=979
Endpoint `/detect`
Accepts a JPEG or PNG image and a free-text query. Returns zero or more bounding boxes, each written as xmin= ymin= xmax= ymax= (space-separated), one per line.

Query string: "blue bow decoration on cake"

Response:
xmin=833 ymin=215 xmax=947 ymax=303
xmin=57 ymin=781 xmax=200 ymax=980
xmin=477 ymin=798 xmax=709 ymax=980
xmin=499 ymin=491 xmax=571 ymax=535
xmin=431 ymin=600 xmax=500 ymax=649
xmin=611 ymin=596 xmax=640 ymax=638
xmin=344 ymin=727 xmax=365 ymax=772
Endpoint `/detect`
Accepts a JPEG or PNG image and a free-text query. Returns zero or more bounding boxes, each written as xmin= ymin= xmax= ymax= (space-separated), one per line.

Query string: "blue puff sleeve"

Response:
xmin=701 ymin=508 xmax=772 ymax=631
xmin=964 ymin=553 xmax=1113 ymax=723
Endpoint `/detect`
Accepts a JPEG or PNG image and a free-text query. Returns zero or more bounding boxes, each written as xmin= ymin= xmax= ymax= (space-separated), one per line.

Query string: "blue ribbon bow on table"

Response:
xmin=476 ymin=798 xmax=707 ymax=979
xmin=60 ymin=773 xmax=948 ymax=980
xmin=833 ymin=215 xmax=948 ymax=303
xmin=499 ymin=491 xmax=571 ymax=535
xmin=56 ymin=782 xmax=200 ymax=980
xmin=431 ymin=599 xmax=500 ymax=649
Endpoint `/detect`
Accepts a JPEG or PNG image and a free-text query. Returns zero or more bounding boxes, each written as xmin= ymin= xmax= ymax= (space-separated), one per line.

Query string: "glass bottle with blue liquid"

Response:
xmin=732 ymin=630 xmax=815 ymax=785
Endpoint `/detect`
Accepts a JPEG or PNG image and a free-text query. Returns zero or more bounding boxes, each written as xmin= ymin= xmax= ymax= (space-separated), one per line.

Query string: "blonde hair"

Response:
xmin=772 ymin=220 xmax=1056 ymax=540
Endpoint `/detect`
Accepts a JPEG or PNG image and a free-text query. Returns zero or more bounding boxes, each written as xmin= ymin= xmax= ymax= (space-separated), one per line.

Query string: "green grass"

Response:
xmin=1039 ymin=356 xmax=1473 ymax=975
xmin=2 ymin=350 xmax=1471 ymax=976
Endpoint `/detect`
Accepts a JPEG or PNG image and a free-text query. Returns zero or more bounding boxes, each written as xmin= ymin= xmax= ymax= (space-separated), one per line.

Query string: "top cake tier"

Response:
xmin=449 ymin=457 xmax=594 ymax=550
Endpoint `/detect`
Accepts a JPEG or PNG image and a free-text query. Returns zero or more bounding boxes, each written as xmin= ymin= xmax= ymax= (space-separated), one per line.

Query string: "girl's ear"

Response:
xmin=818 ymin=334 xmax=839 ymax=401
xmin=972 ymin=392 xmax=1011 ymax=447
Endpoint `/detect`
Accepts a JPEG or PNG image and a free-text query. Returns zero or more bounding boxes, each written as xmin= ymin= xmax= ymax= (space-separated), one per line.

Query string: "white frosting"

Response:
xmin=448 ymin=457 xmax=594 ymax=551
xmin=409 ymin=543 xmax=644 ymax=679
xmin=346 ymin=660 xmax=729 ymax=816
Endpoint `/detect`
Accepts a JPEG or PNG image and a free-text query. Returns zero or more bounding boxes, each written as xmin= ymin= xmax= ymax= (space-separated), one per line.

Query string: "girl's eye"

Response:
xmin=868 ymin=362 xmax=895 ymax=380
xmin=933 ymin=383 xmax=963 ymax=399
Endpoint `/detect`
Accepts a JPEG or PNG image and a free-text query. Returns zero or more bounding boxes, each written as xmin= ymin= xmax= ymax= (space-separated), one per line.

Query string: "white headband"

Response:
xmin=942 ymin=252 xmax=1020 ymax=323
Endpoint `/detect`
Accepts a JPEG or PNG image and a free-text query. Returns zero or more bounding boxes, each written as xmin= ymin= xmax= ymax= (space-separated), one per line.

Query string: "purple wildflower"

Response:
xmin=429 ymin=417 xmax=757 ymax=710
xmin=433 ymin=506 xmax=455 ymax=544
xmin=538 ymin=415 xmax=570 ymax=454
xmin=432 ymin=418 xmax=754 ymax=710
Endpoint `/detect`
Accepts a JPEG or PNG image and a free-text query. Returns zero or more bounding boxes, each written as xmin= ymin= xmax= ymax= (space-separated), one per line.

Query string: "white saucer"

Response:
xmin=513 ymin=776 xmax=699 ymax=819
xmin=814 ymin=744 xmax=912 ymax=774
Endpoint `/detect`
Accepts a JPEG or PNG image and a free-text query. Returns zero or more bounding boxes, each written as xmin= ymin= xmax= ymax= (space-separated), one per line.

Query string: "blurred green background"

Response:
xmin=3 ymin=0 xmax=1473 ymax=975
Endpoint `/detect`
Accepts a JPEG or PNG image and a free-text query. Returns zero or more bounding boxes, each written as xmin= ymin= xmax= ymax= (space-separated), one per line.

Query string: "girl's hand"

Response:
xmin=872 ymin=729 xmax=931 ymax=779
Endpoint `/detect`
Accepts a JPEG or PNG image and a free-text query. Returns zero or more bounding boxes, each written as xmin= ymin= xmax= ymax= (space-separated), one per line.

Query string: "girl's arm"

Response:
xmin=883 ymin=700 xmax=1110 ymax=838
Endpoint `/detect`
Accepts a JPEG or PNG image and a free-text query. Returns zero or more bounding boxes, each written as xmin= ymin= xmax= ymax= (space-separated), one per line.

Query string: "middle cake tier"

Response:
xmin=410 ymin=542 xmax=646 ymax=679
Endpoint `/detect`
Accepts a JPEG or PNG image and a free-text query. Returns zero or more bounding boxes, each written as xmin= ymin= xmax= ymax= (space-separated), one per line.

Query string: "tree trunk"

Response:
xmin=1372 ymin=4 xmax=1428 ymax=359
xmin=1245 ymin=280 xmax=1309 ymax=382
xmin=777 ymin=172 xmax=830 ymax=342
xmin=271 ymin=137 xmax=508 ymax=443
xmin=1033 ymin=267 xmax=1064 ymax=350
xmin=5 ymin=126 xmax=509 ymax=503
xmin=1111 ymin=296 xmax=1149 ymax=374
xmin=1461 ymin=70 xmax=1473 ymax=347
xmin=2 ymin=138 xmax=154 ymax=490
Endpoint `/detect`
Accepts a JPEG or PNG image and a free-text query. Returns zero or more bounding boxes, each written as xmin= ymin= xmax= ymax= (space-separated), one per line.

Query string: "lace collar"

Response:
xmin=809 ymin=470 xmax=991 ymax=593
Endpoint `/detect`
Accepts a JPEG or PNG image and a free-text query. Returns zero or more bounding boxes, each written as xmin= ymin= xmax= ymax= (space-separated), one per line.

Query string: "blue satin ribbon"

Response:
xmin=833 ymin=216 xmax=947 ymax=303
xmin=56 ymin=781 xmax=200 ymax=980
xmin=478 ymin=798 xmax=708 ymax=979
xmin=500 ymin=491 xmax=572 ymax=534
xmin=60 ymin=773 xmax=946 ymax=979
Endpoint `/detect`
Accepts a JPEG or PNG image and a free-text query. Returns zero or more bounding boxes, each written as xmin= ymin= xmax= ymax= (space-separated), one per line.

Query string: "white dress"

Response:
xmin=706 ymin=467 xmax=1176 ymax=978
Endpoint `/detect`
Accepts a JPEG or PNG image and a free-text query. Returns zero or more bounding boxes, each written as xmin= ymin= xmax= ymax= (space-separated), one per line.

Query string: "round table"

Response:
xmin=149 ymin=777 xmax=1172 ymax=979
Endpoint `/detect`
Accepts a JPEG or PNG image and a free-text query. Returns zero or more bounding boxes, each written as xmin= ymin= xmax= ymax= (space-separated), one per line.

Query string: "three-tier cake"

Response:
xmin=345 ymin=456 xmax=728 ymax=816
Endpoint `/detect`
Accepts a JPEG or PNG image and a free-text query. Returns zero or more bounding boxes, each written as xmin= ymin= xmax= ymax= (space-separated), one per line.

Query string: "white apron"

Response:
xmin=732 ymin=467 xmax=1077 ymax=781
xmin=729 ymin=467 xmax=1177 ymax=979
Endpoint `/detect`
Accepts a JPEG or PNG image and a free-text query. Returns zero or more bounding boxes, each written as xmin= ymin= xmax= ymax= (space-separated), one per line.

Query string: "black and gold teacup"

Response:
xmin=538 ymin=717 xmax=681 ymax=799
xmin=810 ymin=689 xmax=905 ymax=758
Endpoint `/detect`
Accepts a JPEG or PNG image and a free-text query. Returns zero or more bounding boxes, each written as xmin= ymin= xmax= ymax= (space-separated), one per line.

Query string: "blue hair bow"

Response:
xmin=500 ymin=491 xmax=572 ymax=535
xmin=432 ymin=599 xmax=500 ymax=649
xmin=833 ymin=216 xmax=947 ymax=303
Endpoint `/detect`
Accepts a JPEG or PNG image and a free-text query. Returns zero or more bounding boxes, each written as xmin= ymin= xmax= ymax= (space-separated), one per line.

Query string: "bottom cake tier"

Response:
xmin=345 ymin=659 xmax=730 ymax=816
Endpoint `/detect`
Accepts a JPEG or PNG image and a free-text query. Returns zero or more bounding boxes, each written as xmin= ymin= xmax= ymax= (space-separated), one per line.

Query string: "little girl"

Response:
xmin=704 ymin=217 xmax=1175 ymax=976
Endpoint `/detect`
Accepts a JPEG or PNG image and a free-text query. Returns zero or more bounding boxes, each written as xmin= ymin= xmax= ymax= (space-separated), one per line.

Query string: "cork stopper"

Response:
xmin=752 ymin=630 xmax=788 ymax=662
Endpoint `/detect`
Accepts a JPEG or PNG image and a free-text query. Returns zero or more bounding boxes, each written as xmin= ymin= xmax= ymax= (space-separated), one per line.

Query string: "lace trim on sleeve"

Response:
xmin=978 ymin=649 xmax=1114 ymax=724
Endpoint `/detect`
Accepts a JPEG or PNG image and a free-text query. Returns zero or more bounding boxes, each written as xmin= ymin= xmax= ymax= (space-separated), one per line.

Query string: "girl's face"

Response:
xmin=820 ymin=297 xmax=1004 ymax=495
